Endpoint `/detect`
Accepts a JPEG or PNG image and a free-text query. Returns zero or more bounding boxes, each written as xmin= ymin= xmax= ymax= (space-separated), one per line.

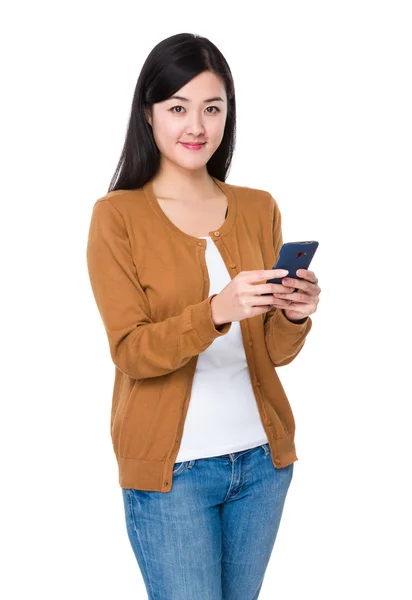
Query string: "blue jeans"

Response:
xmin=122 ymin=443 xmax=294 ymax=599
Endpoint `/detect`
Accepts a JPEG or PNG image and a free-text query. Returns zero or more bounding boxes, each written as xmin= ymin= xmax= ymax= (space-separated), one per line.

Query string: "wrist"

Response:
xmin=210 ymin=294 xmax=224 ymax=326
xmin=282 ymin=309 xmax=307 ymax=324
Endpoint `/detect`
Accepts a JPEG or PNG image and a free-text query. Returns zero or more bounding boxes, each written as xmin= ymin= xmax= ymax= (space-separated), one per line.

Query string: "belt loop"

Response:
xmin=262 ymin=443 xmax=270 ymax=456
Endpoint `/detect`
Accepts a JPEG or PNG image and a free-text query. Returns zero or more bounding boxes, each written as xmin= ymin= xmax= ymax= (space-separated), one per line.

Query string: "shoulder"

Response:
xmin=222 ymin=180 xmax=279 ymax=214
xmin=92 ymin=188 xmax=145 ymax=212
xmin=88 ymin=188 xmax=151 ymax=238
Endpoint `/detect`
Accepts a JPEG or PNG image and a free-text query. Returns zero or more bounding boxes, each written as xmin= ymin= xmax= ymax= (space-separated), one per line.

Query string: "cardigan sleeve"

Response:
xmin=86 ymin=199 xmax=231 ymax=379
xmin=263 ymin=195 xmax=312 ymax=367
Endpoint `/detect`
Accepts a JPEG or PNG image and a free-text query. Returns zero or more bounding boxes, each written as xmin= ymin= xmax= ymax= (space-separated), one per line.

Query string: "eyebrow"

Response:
xmin=168 ymin=95 xmax=225 ymax=103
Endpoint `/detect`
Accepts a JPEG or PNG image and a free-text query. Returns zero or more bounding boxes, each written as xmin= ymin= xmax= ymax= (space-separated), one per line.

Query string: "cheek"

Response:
xmin=153 ymin=122 xmax=180 ymax=151
xmin=208 ymin=116 xmax=227 ymax=143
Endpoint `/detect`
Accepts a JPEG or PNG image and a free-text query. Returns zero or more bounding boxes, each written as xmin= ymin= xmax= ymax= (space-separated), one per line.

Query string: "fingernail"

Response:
xmin=281 ymin=270 xmax=289 ymax=275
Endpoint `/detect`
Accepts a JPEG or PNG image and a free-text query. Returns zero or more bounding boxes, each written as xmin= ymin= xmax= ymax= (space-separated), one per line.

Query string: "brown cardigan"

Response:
xmin=86 ymin=176 xmax=312 ymax=492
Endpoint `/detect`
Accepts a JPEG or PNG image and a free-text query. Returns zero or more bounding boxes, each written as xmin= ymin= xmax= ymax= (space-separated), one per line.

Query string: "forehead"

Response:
xmin=165 ymin=71 xmax=227 ymax=102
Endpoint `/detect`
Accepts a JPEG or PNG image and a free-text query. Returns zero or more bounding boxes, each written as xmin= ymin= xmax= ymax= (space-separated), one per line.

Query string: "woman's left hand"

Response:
xmin=272 ymin=269 xmax=321 ymax=321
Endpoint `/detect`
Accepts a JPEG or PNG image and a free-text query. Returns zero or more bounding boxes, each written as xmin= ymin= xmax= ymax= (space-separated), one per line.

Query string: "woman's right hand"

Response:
xmin=210 ymin=269 xmax=297 ymax=325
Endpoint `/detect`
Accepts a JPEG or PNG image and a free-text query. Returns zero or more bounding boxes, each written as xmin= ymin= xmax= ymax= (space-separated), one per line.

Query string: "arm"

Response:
xmin=264 ymin=195 xmax=313 ymax=367
xmin=86 ymin=199 xmax=231 ymax=379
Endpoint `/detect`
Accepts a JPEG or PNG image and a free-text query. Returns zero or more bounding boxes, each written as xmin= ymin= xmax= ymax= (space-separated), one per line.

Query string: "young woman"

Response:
xmin=87 ymin=32 xmax=320 ymax=600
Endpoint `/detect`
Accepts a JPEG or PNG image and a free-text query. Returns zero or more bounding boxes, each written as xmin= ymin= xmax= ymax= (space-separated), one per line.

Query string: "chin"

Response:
xmin=174 ymin=155 xmax=209 ymax=168
xmin=180 ymin=163 xmax=208 ymax=172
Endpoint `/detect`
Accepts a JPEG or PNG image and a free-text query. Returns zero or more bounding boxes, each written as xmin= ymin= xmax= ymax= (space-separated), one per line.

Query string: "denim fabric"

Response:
xmin=122 ymin=443 xmax=294 ymax=599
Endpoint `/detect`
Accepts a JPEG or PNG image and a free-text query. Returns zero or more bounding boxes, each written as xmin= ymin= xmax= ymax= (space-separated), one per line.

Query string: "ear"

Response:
xmin=144 ymin=105 xmax=152 ymax=127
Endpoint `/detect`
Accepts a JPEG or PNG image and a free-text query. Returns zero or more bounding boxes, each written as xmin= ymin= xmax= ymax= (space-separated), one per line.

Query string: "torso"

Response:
xmin=155 ymin=190 xmax=228 ymax=238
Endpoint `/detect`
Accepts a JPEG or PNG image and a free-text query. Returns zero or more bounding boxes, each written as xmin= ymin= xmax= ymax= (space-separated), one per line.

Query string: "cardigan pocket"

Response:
xmin=113 ymin=379 xmax=142 ymax=457
xmin=118 ymin=377 xmax=168 ymax=460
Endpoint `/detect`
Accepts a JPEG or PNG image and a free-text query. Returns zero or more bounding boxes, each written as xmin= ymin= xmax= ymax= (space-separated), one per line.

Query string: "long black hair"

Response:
xmin=108 ymin=33 xmax=236 ymax=192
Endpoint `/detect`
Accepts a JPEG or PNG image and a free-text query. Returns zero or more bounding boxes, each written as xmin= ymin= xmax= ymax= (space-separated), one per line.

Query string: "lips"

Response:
xmin=180 ymin=142 xmax=205 ymax=147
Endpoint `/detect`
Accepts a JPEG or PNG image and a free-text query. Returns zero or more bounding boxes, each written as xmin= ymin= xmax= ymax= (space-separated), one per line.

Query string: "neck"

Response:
xmin=151 ymin=165 xmax=218 ymax=202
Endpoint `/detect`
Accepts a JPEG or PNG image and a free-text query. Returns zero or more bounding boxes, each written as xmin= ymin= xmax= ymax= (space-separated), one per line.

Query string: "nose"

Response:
xmin=185 ymin=112 xmax=205 ymax=136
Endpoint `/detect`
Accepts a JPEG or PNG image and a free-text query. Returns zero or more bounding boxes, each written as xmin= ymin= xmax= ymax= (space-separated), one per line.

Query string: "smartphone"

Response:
xmin=261 ymin=240 xmax=319 ymax=295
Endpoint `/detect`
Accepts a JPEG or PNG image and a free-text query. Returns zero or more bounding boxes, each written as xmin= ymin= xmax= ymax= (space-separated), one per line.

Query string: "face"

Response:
xmin=145 ymin=71 xmax=228 ymax=174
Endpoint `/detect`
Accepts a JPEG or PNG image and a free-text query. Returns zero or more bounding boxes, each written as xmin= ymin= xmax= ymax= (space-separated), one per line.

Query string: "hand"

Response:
xmin=271 ymin=269 xmax=321 ymax=321
xmin=210 ymin=269 xmax=297 ymax=325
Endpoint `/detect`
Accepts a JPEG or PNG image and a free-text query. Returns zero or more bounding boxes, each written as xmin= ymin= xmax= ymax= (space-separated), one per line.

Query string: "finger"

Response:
xmin=272 ymin=301 xmax=306 ymax=314
xmin=282 ymin=277 xmax=304 ymax=290
xmin=240 ymin=295 xmax=279 ymax=308
xmin=243 ymin=269 xmax=290 ymax=284
xmin=273 ymin=292 xmax=308 ymax=303
xmin=296 ymin=269 xmax=318 ymax=284
xmin=282 ymin=276 xmax=318 ymax=294
xmin=248 ymin=282 xmax=295 ymax=296
xmin=272 ymin=298 xmax=308 ymax=312
xmin=271 ymin=300 xmax=292 ymax=308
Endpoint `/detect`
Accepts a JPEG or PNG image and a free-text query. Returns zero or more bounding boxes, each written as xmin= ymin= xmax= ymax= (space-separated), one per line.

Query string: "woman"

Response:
xmin=86 ymin=32 xmax=320 ymax=600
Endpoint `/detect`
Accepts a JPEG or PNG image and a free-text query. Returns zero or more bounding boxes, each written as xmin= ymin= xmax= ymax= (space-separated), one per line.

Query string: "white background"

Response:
xmin=2 ymin=1 xmax=411 ymax=598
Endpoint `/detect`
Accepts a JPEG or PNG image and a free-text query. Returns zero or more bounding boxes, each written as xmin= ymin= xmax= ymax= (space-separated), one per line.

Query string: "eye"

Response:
xmin=169 ymin=106 xmax=221 ymax=114
xmin=170 ymin=105 xmax=185 ymax=114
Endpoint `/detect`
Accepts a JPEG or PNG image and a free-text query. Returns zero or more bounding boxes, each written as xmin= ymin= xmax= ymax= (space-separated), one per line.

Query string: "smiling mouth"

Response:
xmin=179 ymin=143 xmax=206 ymax=152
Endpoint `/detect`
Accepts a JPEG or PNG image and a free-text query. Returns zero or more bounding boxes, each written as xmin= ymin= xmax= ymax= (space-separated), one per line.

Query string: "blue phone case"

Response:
xmin=261 ymin=240 xmax=319 ymax=295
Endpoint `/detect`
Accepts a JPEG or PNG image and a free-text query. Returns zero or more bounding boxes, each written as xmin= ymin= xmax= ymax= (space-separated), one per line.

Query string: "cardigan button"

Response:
xmin=230 ymin=263 xmax=236 ymax=268
xmin=256 ymin=380 xmax=261 ymax=387
xmin=213 ymin=231 xmax=220 ymax=236
xmin=248 ymin=340 xmax=253 ymax=346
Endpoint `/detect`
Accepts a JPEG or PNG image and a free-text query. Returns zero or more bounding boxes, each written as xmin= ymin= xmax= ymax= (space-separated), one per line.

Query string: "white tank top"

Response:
xmin=175 ymin=235 xmax=268 ymax=462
